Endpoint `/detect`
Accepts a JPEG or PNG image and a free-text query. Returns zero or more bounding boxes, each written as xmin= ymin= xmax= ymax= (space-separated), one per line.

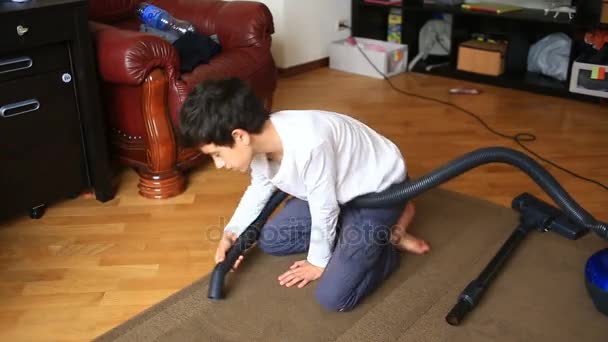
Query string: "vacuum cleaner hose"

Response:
xmin=208 ymin=191 xmax=288 ymax=299
xmin=350 ymin=146 xmax=607 ymax=239
xmin=208 ymin=146 xmax=608 ymax=299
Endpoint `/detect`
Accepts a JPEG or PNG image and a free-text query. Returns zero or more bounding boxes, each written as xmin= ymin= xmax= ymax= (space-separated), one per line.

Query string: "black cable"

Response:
xmin=341 ymin=28 xmax=607 ymax=191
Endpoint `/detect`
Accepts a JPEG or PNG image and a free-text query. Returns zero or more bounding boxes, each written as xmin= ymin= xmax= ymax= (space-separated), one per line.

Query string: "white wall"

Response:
xmin=281 ymin=0 xmax=351 ymax=68
xmin=230 ymin=0 xmax=351 ymax=68
xmin=253 ymin=0 xmax=287 ymax=67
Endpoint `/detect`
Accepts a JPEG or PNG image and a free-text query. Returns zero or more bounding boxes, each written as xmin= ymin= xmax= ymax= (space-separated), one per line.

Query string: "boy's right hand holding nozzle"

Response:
xmin=215 ymin=231 xmax=244 ymax=272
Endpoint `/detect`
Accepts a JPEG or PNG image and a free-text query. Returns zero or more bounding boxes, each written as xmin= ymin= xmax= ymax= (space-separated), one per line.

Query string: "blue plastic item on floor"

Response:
xmin=585 ymin=248 xmax=608 ymax=316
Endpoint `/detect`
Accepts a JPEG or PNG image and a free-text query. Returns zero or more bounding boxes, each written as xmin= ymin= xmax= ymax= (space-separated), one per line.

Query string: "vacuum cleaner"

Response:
xmin=586 ymin=248 xmax=608 ymax=316
xmin=206 ymin=146 xmax=608 ymax=322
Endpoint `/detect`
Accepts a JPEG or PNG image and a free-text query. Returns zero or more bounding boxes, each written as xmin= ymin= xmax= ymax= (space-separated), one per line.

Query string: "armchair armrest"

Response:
xmin=155 ymin=0 xmax=274 ymax=49
xmin=89 ymin=22 xmax=180 ymax=85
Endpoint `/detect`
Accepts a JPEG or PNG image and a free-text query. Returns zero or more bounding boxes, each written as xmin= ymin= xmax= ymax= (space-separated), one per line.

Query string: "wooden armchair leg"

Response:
xmin=137 ymin=68 xmax=185 ymax=199
xmin=137 ymin=168 xmax=184 ymax=199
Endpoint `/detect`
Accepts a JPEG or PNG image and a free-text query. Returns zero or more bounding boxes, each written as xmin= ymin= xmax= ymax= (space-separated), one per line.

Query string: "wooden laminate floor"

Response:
xmin=0 ymin=68 xmax=606 ymax=341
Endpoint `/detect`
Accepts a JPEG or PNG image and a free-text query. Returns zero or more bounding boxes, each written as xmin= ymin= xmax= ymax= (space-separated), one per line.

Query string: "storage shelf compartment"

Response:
xmin=352 ymin=2 xmax=393 ymax=41
xmin=412 ymin=61 xmax=569 ymax=94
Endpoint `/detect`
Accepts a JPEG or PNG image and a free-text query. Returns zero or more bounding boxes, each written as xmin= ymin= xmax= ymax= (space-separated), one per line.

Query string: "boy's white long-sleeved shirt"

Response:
xmin=224 ymin=110 xmax=407 ymax=268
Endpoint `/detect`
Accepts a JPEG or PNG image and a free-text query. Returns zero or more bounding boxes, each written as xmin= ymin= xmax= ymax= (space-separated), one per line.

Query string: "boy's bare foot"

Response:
xmin=391 ymin=202 xmax=431 ymax=255
xmin=396 ymin=233 xmax=431 ymax=254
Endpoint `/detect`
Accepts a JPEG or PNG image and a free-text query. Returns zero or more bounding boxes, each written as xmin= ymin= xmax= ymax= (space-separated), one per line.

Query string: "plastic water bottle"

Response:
xmin=135 ymin=2 xmax=196 ymax=36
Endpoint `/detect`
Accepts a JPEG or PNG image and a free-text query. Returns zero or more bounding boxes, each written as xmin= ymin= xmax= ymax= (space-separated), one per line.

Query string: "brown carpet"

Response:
xmin=94 ymin=189 xmax=607 ymax=342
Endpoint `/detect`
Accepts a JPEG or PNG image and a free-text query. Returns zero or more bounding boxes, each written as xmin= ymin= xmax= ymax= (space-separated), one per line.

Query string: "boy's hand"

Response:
xmin=215 ymin=231 xmax=244 ymax=272
xmin=278 ymin=260 xmax=324 ymax=288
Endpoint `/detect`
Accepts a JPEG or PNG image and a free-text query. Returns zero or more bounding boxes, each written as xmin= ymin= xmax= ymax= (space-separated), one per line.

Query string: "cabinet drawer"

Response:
xmin=0 ymin=6 xmax=74 ymax=50
xmin=0 ymin=43 xmax=70 ymax=83
xmin=0 ymin=70 xmax=86 ymax=211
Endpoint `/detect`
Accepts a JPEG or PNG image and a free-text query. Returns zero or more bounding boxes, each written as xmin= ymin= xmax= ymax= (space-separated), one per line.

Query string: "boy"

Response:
xmin=179 ymin=78 xmax=429 ymax=312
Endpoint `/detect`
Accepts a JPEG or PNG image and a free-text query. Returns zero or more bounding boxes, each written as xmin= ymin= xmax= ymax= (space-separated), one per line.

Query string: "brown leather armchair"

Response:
xmin=88 ymin=0 xmax=277 ymax=199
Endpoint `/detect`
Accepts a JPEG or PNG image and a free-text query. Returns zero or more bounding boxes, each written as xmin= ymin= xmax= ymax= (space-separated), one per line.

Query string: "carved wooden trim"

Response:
xmin=177 ymin=147 xmax=207 ymax=170
xmin=110 ymin=131 xmax=148 ymax=168
xmin=142 ymin=69 xmax=177 ymax=172
xmin=138 ymin=68 xmax=185 ymax=199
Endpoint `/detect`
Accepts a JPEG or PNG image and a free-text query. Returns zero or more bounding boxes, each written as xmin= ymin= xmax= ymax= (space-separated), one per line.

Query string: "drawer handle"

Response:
xmin=0 ymin=99 xmax=40 ymax=118
xmin=0 ymin=57 xmax=33 ymax=74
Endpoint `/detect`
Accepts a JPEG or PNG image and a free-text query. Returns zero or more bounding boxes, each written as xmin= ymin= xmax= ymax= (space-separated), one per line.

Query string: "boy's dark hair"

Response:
xmin=179 ymin=78 xmax=269 ymax=147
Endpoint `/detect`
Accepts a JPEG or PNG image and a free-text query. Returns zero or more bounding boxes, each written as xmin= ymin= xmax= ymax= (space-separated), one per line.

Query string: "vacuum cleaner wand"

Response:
xmin=445 ymin=192 xmax=589 ymax=325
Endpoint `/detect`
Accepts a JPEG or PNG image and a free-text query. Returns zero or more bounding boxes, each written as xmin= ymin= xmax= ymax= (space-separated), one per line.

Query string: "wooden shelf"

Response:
xmin=412 ymin=62 xmax=572 ymax=97
xmin=403 ymin=4 xmax=573 ymax=25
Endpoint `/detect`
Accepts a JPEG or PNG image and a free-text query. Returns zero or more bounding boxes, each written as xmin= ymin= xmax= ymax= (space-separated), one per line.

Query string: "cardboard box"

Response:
xmin=457 ymin=39 xmax=507 ymax=76
xmin=602 ymin=1 xmax=608 ymax=24
xmin=329 ymin=37 xmax=408 ymax=79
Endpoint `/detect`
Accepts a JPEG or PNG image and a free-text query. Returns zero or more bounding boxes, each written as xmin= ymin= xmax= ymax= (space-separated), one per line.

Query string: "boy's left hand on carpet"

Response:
xmin=278 ymin=260 xmax=324 ymax=288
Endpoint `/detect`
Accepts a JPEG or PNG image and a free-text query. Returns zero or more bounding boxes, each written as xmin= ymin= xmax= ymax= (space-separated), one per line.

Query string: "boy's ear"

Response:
xmin=231 ymin=129 xmax=251 ymax=145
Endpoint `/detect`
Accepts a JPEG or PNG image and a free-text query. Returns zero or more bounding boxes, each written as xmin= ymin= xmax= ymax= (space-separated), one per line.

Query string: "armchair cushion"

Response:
xmin=154 ymin=0 xmax=274 ymax=49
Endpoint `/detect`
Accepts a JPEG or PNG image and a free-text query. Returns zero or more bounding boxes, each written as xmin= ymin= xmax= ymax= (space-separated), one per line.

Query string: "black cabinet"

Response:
xmin=0 ymin=0 xmax=115 ymax=220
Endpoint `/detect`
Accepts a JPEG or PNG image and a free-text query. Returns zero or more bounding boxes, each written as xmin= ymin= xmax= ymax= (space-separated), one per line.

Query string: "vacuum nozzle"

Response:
xmin=512 ymin=193 xmax=589 ymax=240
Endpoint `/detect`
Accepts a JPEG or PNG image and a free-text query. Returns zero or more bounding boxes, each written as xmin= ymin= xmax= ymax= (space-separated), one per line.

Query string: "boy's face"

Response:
xmin=200 ymin=130 xmax=253 ymax=173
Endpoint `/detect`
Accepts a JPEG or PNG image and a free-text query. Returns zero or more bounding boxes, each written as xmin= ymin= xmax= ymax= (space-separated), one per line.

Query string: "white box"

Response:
xmin=569 ymin=61 xmax=608 ymax=99
xmin=329 ymin=37 xmax=408 ymax=79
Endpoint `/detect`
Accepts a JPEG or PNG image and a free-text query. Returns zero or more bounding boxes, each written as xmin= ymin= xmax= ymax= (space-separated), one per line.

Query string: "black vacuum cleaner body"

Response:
xmin=206 ymin=146 xmax=608 ymax=323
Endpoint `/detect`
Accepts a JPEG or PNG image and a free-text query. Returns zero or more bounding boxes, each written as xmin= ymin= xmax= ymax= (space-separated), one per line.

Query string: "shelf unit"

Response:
xmin=351 ymin=0 xmax=606 ymax=101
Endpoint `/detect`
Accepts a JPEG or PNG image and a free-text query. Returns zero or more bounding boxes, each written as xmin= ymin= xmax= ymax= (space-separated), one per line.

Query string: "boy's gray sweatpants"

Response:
xmin=258 ymin=196 xmax=406 ymax=312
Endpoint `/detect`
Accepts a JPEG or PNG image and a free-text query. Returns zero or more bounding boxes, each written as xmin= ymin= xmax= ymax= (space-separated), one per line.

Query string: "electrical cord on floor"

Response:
xmin=341 ymin=28 xmax=607 ymax=191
